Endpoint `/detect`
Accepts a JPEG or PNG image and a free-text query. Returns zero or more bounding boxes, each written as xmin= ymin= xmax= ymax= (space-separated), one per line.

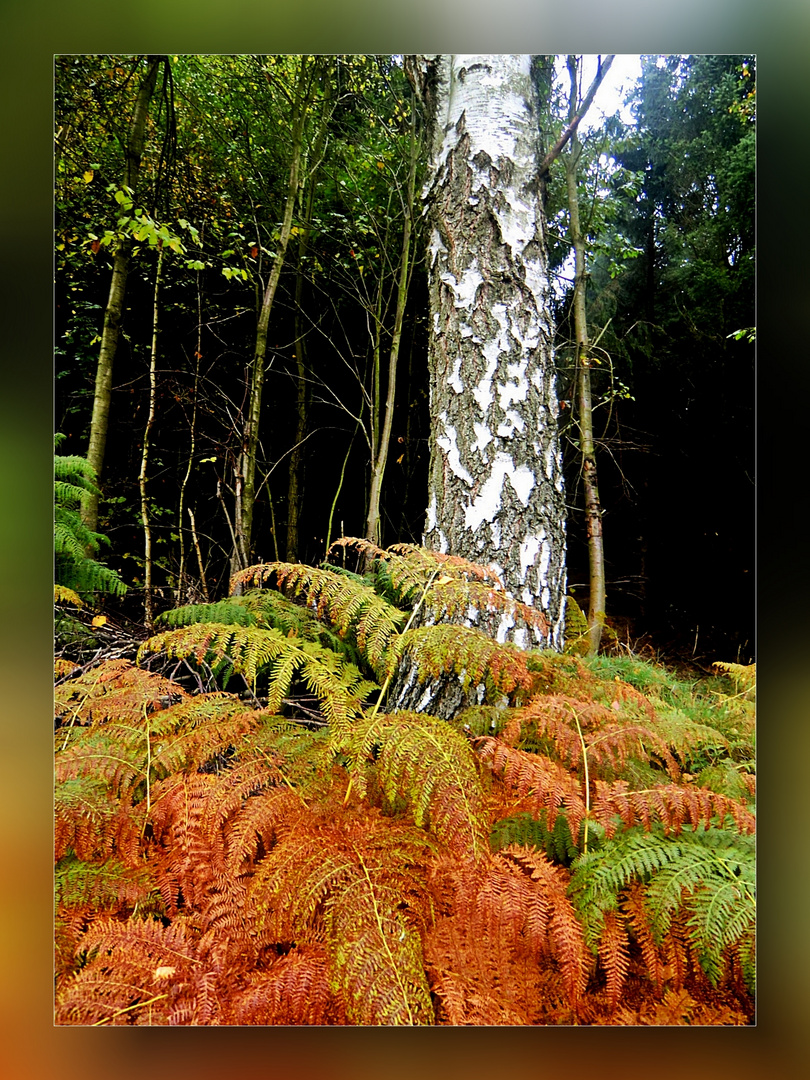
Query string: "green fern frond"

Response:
xmin=156 ymin=598 xmax=258 ymax=629
xmin=386 ymin=624 xmax=534 ymax=703
xmin=138 ymin=622 xmax=377 ymax=721
xmin=346 ymin=710 xmax=489 ymax=858
xmin=54 ymin=437 xmax=126 ymax=602
xmin=56 ymin=854 xmax=159 ymax=916
xmin=232 ymin=562 xmax=405 ymax=678
xmin=569 ymin=824 xmax=755 ymax=989
xmin=490 ymin=811 xmax=580 ymax=864
xmin=327 ymin=867 xmax=435 ymax=1025
xmin=564 ymin=595 xmax=591 ymax=655
xmin=712 ymin=661 xmax=756 ymax=698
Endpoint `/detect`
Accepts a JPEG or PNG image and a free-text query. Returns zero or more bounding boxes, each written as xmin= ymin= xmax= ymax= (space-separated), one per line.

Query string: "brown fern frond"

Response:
xmin=497 ymin=844 xmax=590 ymax=1007
xmin=228 ymin=945 xmax=346 ymax=1024
xmin=55 ymin=858 xmax=162 ymax=984
xmin=622 ymin=881 xmax=665 ymax=994
xmin=424 ymin=846 xmax=588 ymax=1019
xmin=476 ymin=737 xmax=588 ymax=840
xmin=147 ymin=694 xmax=288 ymax=777
xmin=597 ymin=908 xmax=631 ymax=1010
xmin=55 ymin=659 xmax=187 ymax=731
xmin=55 ymin=914 xmax=204 ymax=1025
xmin=614 ymin=986 xmax=698 ymax=1025
xmin=248 ymin=805 xmax=434 ymax=939
xmin=429 ymin=967 xmax=531 ymax=1025
xmin=501 ymin=691 xmax=681 ymax=781
xmin=592 ymin=779 xmax=756 ymax=837
xmin=55 ymin=777 xmax=146 ymax=864
xmin=148 ymin=761 xmax=282 ymax=916
xmin=55 ymin=656 xmax=81 ymax=681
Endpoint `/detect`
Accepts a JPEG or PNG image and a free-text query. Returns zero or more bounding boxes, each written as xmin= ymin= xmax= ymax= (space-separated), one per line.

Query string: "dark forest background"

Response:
xmin=54 ymin=54 xmax=755 ymax=664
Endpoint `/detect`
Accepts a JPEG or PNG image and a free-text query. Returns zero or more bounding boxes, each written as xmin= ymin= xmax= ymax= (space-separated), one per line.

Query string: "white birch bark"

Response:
xmin=420 ymin=55 xmax=566 ymax=648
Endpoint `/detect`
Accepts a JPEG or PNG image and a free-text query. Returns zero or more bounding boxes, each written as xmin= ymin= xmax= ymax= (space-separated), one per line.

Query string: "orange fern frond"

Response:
xmin=497 ymin=844 xmax=590 ymax=1007
xmin=55 ymin=914 xmax=204 ymax=1025
xmin=424 ymin=845 xmax=588 ymax=1019
xmin=591 ymin=779 xmax=756 ymax=837
xmin=597 ymin=908 xmax=631 ymax=1010
xmin=56 ymin=659 xmax=187 ymax=731
xmin=622 ymin=880 xmax=665 ymax=994
xmin=227 ymin=945 xmax=346 ymax=1024
xmin=476 ymin=737 xmax=588 ymax=841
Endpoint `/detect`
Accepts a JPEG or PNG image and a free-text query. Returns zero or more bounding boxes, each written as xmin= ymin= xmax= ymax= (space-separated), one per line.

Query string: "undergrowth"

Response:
xmin=54 ymin=538 xmax=755 ymax=1025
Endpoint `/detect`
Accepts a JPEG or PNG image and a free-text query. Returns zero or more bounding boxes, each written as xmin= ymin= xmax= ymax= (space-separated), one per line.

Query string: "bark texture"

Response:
xmin=420 ymin=55 xmax=566 ymax=648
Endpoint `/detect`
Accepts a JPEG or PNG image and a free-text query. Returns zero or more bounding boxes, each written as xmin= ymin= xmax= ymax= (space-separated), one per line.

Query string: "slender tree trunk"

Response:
xmin=286 ymin=66 xmax=332 ymax=561
xmin=418 ymin=54 xmax=566 ymax=648
xmin=365 ymin=115 xmax=418 ymax=546
xmin=565 ymin=57 xmax=606 ymax=656
xmin=231 ymin=57 xmax=311 ymax=578
xmin=139 ymin=247 xmax=164 ymax=630
xmin=83 ymin=56 xmax=162 ymax=533
xmin=176 ymin=238 xmax=205 ymax=603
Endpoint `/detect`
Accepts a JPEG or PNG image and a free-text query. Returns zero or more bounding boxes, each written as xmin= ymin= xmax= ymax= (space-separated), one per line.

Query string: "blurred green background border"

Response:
xmin=2 ymin=1 xmax=806 ymax=1075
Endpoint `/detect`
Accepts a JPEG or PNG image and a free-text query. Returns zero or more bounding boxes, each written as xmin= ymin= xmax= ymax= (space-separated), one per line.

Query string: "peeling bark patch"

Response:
xmin=437 ymin=413 xmax=474 ymax=486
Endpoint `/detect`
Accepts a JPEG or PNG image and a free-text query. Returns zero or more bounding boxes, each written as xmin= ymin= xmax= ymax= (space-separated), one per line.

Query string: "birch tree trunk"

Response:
xmin=83 ymin=56 xmax=162 ymax=534
xmin=418 ymin=54 xmax=566 ymax=648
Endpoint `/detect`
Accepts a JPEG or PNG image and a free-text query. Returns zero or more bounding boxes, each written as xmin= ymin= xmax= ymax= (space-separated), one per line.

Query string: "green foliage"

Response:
xmin=54 ymin=434 xmax=126 ymax=603
xmin=569 ymin=824 xmax=755 ymax=990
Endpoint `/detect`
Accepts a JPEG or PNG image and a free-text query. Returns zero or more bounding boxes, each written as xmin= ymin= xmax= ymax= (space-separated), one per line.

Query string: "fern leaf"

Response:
xmin=228 ymin=946 xmax=345 ymax=1024
xmin=569 ymin=824 xmax=755 ymax=990
xmin=597 ymin=908 xmax=631 ymax=1009
xmin=476 ymin=736 xmax=588 ymax=842
xmin=232 ymin=562 xmax=405 ymax=678
xmin=387 ymin=624 xmax=535 ymax=703
xmin=346 ymin=710 xmax=489 ymax=858
xmin=327 ymin=868 xmax=434 ymax=1025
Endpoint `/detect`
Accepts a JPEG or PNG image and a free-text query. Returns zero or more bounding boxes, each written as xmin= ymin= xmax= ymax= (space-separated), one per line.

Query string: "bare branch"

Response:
xmin=540 ymin=55 xmax=616 ymax=175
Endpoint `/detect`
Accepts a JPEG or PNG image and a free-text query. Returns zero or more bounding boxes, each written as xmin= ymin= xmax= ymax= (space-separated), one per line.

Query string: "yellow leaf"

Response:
xmin=83 ymin=169 xmax=94 ymax=183
xmin=92 ymin=615 xmax=107 ymax=627
xmin=435 ymin=575 xmax=453 ymax=586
